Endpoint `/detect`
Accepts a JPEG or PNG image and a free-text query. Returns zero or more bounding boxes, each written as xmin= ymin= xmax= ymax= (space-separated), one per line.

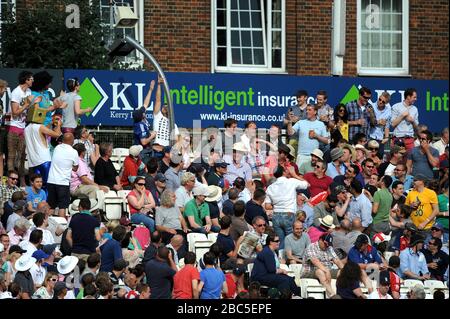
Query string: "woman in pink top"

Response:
xmin=127 ymin=177 xmax=156 ymax=232
xmin=307 ymin=215 xmax=335 ymax=243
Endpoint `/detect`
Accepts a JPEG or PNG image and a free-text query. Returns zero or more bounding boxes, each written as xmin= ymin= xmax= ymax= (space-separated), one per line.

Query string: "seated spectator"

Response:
xmin=313 ymin=194 xmax=340 ymax=229
xmin=222 ymin=259 xmax=246 ymax=299
xmin=327 ymin=148 xmax=346 ymax=179
xmin=32 ymin=272 xmax=58 ymax=299
xmin=391 ymin=180 xmax=406 ymax=208
xmin=19 ymin=228 xmax=42 ymax=258
xmin=296 ymin=189 xmax=314 ymax=228
xmin=399 ymin=234 xmax=430 ymax=280
xmin=166 ymin=234 xmax=184 ymax=267
xmin=7 ymin=218 xmax=31 ymax=246
xmin=100 ymin=226 xmax=127 ymax=272
xmin=250 ymin=232 xmax=300 ymax=295
xmin=32 ymin=212 xmax=54 ymax=245
xmin=205 ymin=185 xmax=223 ymax=230
xmin=206 ymin=159 xmax=229 ymax=188
xmin=174 ymin=172 xmax=196 ymax=214
xmin=284 ymin=221 xmax=311 ymax=264
xmin=378 ymin=146 xmax=406 ymax=177
xmin=348 ymin=234 xmax=385 ymax=272
xmin=155 ymin=190 xmax=188 ymax=244
xmin=151 ymin=173 xmax=167 ymax=207
xmin=347 ymin=179 xmax=373 ymax=229
xmin=428 ymin=223 xmax=446 ymax=248
xmin=25 ymin=174 xmax=47 ymax=216
xmin=216 ymin=216 xmax=242 ymax=265
xmin=0 ymin=170 xmax=21 ymax=223
xmin=422 ymin=237 xmax=449 ymax=281
xmin=145 ymin=246 xmax=177 ymax=299
xmin=222 ymin=187 xmax=240 ymax=216
xmin=229 ymin=200 xmax=249 ymax=242
xmin=336 ymin=260 xmax=371 ymax=299
xmin=94 ymin=142 xmax=122 ymax=191
xmin=80 ymin=253 xmax=101 ymax=279
xmin=184 ymin=185 xmax=220 ymax=234
xmin=71 ymin=143 xmax=109 ymax=199
xmin=245 ymin=188 xmax=269 ymax=225
xmin=302 ymin=233 xmax=344 ymax=297
xmin=198 ymin=251 xmax=227 ymax=299
xmin=13 ymin=254 xmax=37 ymax=299
xmin=120 ymin=145 xmax=147 ymax=189
xmin=127 ymin=176 xmax=156 ymax=232
xmin=121 ymin=232 xmax=144 ymax=269
xmin=389 ymin=205 xmax=413 ymax=253
xmin=331 ymin=219 xmax=353 ymax=258
xmin=240 ymin=216 xmax=268 ymax=260
xmin=303 ymin=160 xmax=333 ymax=197
xmin=164 ymin=150 xmax=184 ymax=192
xmin=172 ymin=251 xmax=200 ymax=299
xmin=7 ymin=200 xmax=27 ymax=232
xmin=406 ymin=284 xmax=426 ymax=299
xmin=308 ymin=215 xmax=336 ymax=243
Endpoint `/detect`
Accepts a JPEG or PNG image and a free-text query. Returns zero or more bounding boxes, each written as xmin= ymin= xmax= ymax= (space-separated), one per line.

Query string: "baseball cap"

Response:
xmin=379 ymin=271 xmax=390 ymax=286
xmin=8 ymin=245 xmax=27 ymax=254
xmin=42 ymin=244 xmax=58 ymax=256
xmin=321 ymin=233 xmax=333 ymax=246
xmin=431 ymin=223 xmax=444 ymax=232
xmin=154 ymin=173 xmax=167 ymax=182
xmin=214 ymin=159 xmax=229 ymax=168
xmin=32 ymin=249 xmax=50 ymax=261
xmin=13 ymin=200 xmax=27 ymax=211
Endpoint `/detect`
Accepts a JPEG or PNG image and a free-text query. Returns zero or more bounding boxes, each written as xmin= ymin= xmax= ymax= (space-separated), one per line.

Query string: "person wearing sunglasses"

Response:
xmin=391 ymin=88 xmax=419 ymax=152
xmin=369 ymin=91 xmax=392 ymax=156
xmin=250 ymin=232 xmax=301 ymax=297
xmin=398 ymin=234 xmax=430 ymax=280
xmin=0 ymin=170 xmax=21 ymax=219
xmin=127 ymin=177 xmax=156 ymax=232
xmin=360 ymin=158 xmax=376 ymax=186
xmin=32 ymin=272 xmax=59 ymax=299
xmin=422 ymin=237 xmax=448 ymax=281
xmin=345 ymin=87 xmax=376 ymax=143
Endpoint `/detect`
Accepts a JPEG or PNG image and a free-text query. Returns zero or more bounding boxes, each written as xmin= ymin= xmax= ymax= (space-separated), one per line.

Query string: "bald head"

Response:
xmin=351 ymin=217 xmax=362 ymax=231
xmin=340 ymin=219 xmax=351 ymax=231
xmin=170 ymin=234 xmax=184 ymax=248
xmin=63 ymin=132 xmax=74 ymax=145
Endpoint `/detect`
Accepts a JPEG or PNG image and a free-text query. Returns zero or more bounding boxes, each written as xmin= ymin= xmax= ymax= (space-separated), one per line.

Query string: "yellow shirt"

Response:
xmin=405 ymin=188 xmax=438 ymax=230
xmin=338 ymin=122 xmax=349 ymax=141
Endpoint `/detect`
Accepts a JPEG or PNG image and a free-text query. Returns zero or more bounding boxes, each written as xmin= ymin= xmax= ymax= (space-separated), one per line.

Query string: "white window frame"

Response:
xmin=357 ymin=0 xmax=409 ymax=76
xmin=212 ymin=0 xmax=286 ymax=74
xmin=99 ymin=0 xmax=144 ymax=68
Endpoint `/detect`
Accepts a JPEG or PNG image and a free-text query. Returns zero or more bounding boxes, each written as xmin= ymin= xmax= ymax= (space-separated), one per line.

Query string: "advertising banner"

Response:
xmin=58 ymin=69 xmax=448 ymax=131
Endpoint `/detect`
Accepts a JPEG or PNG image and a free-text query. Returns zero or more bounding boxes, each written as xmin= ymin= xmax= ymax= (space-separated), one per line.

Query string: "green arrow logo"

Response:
xmin=340 ymin=84 xmax=360 ymax=105
xmin=78 ymin=77 xmax=108 ymax=117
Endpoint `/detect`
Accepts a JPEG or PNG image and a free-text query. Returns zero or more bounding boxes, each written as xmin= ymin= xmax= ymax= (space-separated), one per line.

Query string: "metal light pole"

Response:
xmin=123 ymin=36 xmax=175 ymax=142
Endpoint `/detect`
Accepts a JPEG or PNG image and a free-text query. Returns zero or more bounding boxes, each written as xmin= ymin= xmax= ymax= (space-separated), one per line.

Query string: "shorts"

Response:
xmin=47 ymin=183 xmax=71 ymax=209
xmin=302 ymin=268 xmax=339 ymax=279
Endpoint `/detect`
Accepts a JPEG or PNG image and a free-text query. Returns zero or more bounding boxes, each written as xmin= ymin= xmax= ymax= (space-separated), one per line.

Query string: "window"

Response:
xmin=357 ymin=0 xmax=409 ymax=76
xmin=99 ymin=0 xmax=143 ymax=67
xmin=213 ymin=0 xmax=285 ymax=73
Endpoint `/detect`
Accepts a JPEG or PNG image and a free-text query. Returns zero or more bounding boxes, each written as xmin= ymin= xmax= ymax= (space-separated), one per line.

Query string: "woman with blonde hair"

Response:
xmin=32 ymin=272 xmax=58 ymax=299
xmin=1 ymin=249 xmax=23 ymax=285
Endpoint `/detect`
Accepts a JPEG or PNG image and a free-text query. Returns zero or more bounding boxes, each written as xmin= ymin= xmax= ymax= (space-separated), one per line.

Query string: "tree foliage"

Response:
xmin=0 ymin=0 xmax=118 ymax=69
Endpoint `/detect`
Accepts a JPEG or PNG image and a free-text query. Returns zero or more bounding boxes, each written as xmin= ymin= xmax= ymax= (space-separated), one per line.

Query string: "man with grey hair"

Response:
xmin=174 ymin=172 xmax=196 ymax=214
xmin=406 ymin=284 xmax=426 ymax=299
xmin=7 ymin=217 xmax=31 ymax=246
xmin=432 ymin=127 xmax=449 ymax=156
xmin=346 ymin=217 xmax=365 ymax=249
xmin=155 ymin=190 xmax=188 ymax=244
xmin=369 ymin=91 xmax=392 ymax=156
xmin=331 ymin=219 xmax=353 ymax=257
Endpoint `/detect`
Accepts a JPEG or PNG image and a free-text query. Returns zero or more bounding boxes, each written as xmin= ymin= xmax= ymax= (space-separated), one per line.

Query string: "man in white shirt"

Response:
xmin=390 ymin=88 xmax=419 ymax=152
xmin=7 ymin=71 xmax=33 ymax=186
xmin=432 ymin=127 xmax=449 ymax=156
xmin=368 ymin=271 xmax=393 ymax=299
xmin=32 ymin=212 xmax=55 ymax=245
xmin=47 ymin=133 xmax=79 ymax=217
xmin=175 ymin=172 xmax=196 ymax=213
xmin=265 ymin=165 xmax=309 ymax=249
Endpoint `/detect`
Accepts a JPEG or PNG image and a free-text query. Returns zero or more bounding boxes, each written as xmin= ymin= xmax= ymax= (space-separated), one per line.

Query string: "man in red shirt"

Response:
xmin=223 ymin=260 xmax=245 ymax=299
xmin=303 ymin=160 xmax=333 ymax=197
xmin=172 ymin=251 xmax=200 ymax=299
xmin=121 ymin=145 xmax=147 ymax=189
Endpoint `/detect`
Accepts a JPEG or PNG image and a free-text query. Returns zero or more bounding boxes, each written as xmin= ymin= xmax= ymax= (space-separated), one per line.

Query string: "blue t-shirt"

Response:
xmin=25 ymin=186 xmax=47 ymax=210
xmin=408 ymin=146 xmax=439 ymax=180
xmin=292 ymin=119 xmax=328 ymax=156
xmin=348 ymin=245 xmax=382 ymax=265
xmin=200 ymin=268 xmax=225 ymax=299
xmin=99 ymin=239 xmax=123 ymax=272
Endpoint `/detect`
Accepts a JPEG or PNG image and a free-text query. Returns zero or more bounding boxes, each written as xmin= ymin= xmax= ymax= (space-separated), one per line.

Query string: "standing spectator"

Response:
xmin=405 ymin=174 xmax=439 ymax=232
xmin=284 ymin=90 xmax=309 ymax=151
xmin=327 ymin=148 xmax=346 ymax=179
xmin=71 ymin=143 xmax=109 ymax=199
xmin=0 ymin=79 xmax=8 ymax=179
xmin=184 ymin=184 xmax=220 ymax=234
xmin=205 ymin=185 xmax=222 ymax=231
xmin=155 ymin=190 xmax=188 ymax=244
xmin=378 ymin=146 xmax=407 ymax=177
xmin=145 ymin=246 xmax=177 ymax=299
xmin=127 ymin=176 xmax=156 ymax=232
xmin=120 ymin=145 xmax=146 ymax=189
xmin=240 ymin=121 xmax=257 ymax=153
xmin=25 ymin=174 xmax=47 ymax=215
xmin=284 ymin=221 xmax=311 ymax=264
xmin=100 ymin=226 xmax=127 ymax=272
xmin=333 ymin=104 xmax=349 ymax=142
xmin=406 ymin=129 xmax=440 ymax=180
xmin=399 ymin=234 xmax=430 ymax=280
xmin=60 ymin=78 xmax=91 ymax=134
xmin=391 ymin=88 xmax=419 ymax=152
xmin=422 ymin=237 xmax=449 ymax=281
xmin=153 ymin=77 xmax=178 ymax=151
xmin=303 ymin=160 xmax=333 ymax=197
xmin=24 ymin=116 xmax=61 ymax=188
xmin=174 ymin=172 xmax=196 ymax=214
xmin=302 ymin=233 xmax=344 ymax=297
xmin=265 ymin=165 xmax=309 ymax=248
xmin=13 ymin=254 xmax=36 ymax=299
xmin=216 ymin=216 xmax=240 ymax=265
xmin=198 ymin=251 xmax=227 ymax=299
xmin=206 ymin=159 xmax=229 ymax=188
xmin=436 ymin=182 xmax=449 ymax=243
xmin=391 ymin=181 xmax=406 ymax=208
xmin=347 ymin=179 xmax=373 ymax=229
xmin=391 ymin=163 xmax=414 ymax=191
xmin=346 ymin=87 xmax=376 ymax=143
xmin=47 ymin=133 xmax=79 ymax=218
xmin=66 ymin=198 xmax=101 ymax=262
xmin=433 ymin=127 xmax=449 ymax=156
xmin=244 ymin=188 xmax=269 ymax=226
xmin=287 ymin=104 xmax=329 ymax=168
xmin=251 ymin=233 xmax=300 ymax=296
xmin=360 ymin=158 xmax=376 ymax=186
xmin=229 ymin=200 xmax=249 ymax=242
xmin=164 ymin=150 xmax=184 ymax=192
xmin=94 ymin=142 xmax=122 ymax=191
xmin=8 ymin=71 xmax=33 ymax=187
xmin=371 ymin=175 xmax=393 ymax=235
xmin=308 ymin=215 xmax=336 ymax=243
xmin=336 ymin=260 xmax=369 ymax=299
xmin=172 ymin=251 xmax=200 ymax=299
xmin=369 ymin=91 xmax=392 ymax=156
xmin=224 ymin=142 xmax=252 ymax=185
xmin=222 ymin=187 xmax=239 ymax=216
xmin=315 ymin=90 xmax=334 ymax=125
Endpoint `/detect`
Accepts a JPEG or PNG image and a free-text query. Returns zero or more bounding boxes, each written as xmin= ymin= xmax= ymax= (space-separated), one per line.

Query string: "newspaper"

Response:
xmin=237 ymin=231 xmax=261 ymax=259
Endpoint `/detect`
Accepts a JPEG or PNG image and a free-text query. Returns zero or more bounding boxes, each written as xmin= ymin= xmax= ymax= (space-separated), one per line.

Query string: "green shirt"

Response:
xmin=184 ymin=198 xmax=210 ymax=227
xmin=373 ymin=188 xmax=393 ymax=224
xmin=437 ymin=194 xmax=449 ymax=230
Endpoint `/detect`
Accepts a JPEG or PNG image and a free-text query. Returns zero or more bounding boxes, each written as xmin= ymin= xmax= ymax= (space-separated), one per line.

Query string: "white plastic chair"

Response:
xmin=207 ymin=233 xmax=218 ymax=243
xmin=117 ymin=189 xmax=132 ymax=215
xmin=104 ymin=190 xmax=123 ymax=220
xmin=194 ymin=241 xmax=213 ymax=263
xmin=424 ymin=280 xmax=449 ymax=297
xmin=288 ymin=264 xmax=303 ymax=287
xmin=113 ymin=162 xmax=122 ymax=173
xmin=113 ymin=148 xmax=129 ymax=164
xmin=300 ymin=278 xmax=326 ymax=299
xmin=96 ymin=190 xmax=106 ymax=212
xmin=187 ymin=233 xmax=208 ymax=252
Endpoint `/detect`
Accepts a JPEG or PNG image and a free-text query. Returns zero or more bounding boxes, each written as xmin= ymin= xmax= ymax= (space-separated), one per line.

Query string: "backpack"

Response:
xmin=133 ymin=225 xmax=150 ymax=250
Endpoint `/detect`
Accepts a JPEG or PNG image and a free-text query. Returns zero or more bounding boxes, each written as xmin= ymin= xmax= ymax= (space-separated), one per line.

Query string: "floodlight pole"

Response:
xmin=124 ymin=36 xmax=175 ymax=143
